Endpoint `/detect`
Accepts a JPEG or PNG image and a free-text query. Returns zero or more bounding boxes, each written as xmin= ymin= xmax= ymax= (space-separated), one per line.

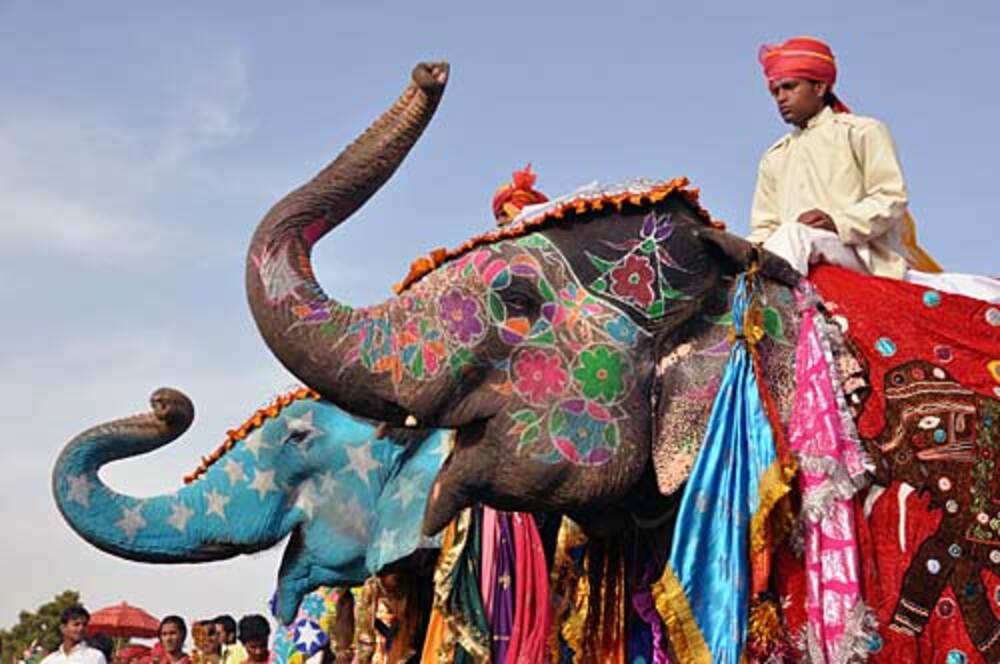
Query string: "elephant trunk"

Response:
xmin=245 ymin=63 xmax=450 ymax=426
xmin=52 ymin=389 xmax=287 ymax=562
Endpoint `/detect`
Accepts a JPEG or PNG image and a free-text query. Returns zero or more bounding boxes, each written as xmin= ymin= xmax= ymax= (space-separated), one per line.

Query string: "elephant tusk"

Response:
xmin=404 ymin=414 xmax=419 ymax=428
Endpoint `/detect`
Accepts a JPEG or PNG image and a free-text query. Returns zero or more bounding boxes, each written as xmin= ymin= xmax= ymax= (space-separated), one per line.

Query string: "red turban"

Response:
xmin=492 ymin=164 xmax=549 ymax=225
xmin=758 ymin=36 xmax=850 ymax=113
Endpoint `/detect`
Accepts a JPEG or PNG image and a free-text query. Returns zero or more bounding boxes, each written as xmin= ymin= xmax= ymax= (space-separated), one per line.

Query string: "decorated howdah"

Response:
xmin=51 ymin=61 xmax=1000 ymax=663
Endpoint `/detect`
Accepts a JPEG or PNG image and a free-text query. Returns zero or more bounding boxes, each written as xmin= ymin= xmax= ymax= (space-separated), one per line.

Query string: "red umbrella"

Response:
xmin=86 ymin=602 xmax=160 ymax=639
xmin=114 ymin=645 xmax=151 ymax=664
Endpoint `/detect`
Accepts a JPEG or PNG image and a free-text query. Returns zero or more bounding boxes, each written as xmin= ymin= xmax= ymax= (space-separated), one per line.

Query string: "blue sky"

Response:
xmin=1 ymin=0 xmax=996 ymax=635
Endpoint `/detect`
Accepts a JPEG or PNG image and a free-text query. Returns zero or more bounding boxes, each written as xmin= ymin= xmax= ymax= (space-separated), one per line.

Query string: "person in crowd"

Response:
xmin=212 ymin=616 xmax=244 ymax=664
xmin=236 ymin=616 xmax=271 ymax=664
xmin=154 ymin=617 xmax=190 ymax=664
xmin=39 ymin=606 xmax=106 ymax=664
xmin=85 ymin=635 xmax=112 ymax=664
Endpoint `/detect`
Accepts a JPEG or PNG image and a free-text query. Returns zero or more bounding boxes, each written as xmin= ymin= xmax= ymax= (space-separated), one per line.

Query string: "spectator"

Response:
xmin=212 ymin=617 xmax=244 ymax=664
xmin=39 ymin=606 xmax=106 ymax=664
xmin=155 ymin=617 xmax=189 ymax=664
xmin=85 ymin=635 xmax=112 ymax=664
xmin=236 ymin=616 xmax=270 ymax=664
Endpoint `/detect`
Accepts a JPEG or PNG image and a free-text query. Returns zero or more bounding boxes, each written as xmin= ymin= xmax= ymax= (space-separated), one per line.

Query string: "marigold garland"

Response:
xmin=183 ymin=387 xmax=320 ymax=484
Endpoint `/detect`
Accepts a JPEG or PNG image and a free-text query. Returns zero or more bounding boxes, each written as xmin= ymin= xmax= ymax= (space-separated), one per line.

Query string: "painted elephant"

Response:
xmin=52 ymin=387 xmax=451 ymax=623
xmin=245 ymin=62 xmax=799 ymax=537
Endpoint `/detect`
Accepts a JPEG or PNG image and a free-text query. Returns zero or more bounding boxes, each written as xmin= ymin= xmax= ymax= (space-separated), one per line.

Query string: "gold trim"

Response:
xmin=652 ymin=565 xmax=711 ymax=663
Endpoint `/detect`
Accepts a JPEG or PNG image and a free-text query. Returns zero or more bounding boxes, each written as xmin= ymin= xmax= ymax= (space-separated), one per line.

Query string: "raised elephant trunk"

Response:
xmin=246 ymin=63 xmax=451 ymax=426
xmin=52 ymin=388 xmax=297 ymax=563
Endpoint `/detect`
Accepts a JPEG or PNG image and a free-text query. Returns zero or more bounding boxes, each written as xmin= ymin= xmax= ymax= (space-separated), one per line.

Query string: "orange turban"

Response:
xmin=758 ymin=36 xmax=850 ymax=113
xmin=492 ymin=164 xmax=549 ymax=225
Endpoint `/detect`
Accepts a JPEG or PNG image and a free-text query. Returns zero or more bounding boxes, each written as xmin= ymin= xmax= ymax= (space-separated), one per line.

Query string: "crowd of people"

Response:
xmin=40 ymin=606 xmax=273 ymax=664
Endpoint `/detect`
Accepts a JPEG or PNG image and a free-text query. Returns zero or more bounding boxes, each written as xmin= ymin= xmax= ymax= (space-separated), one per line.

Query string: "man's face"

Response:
xmin=243 ymin=639 xmax=269 ymax=663
xmin=60 ymin=618 xmax=87 ymax=646
xmin=159 ymin=624 xmax=184 ymax=656
xmin=768 ymin=77 xmax=827 ymax=127
xmin=213 ymin=625 xmax=230 ymax=646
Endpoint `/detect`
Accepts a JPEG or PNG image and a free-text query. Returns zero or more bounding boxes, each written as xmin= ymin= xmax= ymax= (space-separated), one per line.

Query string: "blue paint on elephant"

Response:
xmin=52 ymin=391 xmax=452 ymax=623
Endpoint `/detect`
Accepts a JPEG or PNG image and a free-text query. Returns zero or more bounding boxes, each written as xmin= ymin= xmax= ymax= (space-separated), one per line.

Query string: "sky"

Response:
xmin=1 ymin=0 xmax=997 ymax=639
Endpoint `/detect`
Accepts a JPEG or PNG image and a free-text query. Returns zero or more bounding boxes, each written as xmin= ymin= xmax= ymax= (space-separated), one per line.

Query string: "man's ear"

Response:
xmin=813 ymin=80 xmax=830 ymax=98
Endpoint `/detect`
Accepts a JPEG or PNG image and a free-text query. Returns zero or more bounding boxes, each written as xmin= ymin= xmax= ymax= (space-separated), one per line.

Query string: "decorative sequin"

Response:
xmin=937 ymin=597 xmax=956 ymax=618
xmin=875 ymin=337 xmax=897 ymax=357
xmin=933 ymin=367 xmax=947 ymax=379
xmin=927 ymin=558 xmax=941 ymax=574
xmin=988 ymin=359 xmax=1000 ymax=383
xmin=946 ymin=650 xmax=967 ymax=664
xmin=934 ymin=428 xmax=948 ymax=443
xmin=922 ymin=290 xmax=942 ymax=307
xmin=946 ymin=500 xmax=959 ymax=513
xmin=987 ymin=307 xmax=1000 ymax=327
xmin=948 ymin=543 xmax=962 ymax=558
xmin=867 ymin=634 xmax=883 ymax=653
xmin=934 ymin=344 xmax=954 ymax=363
xmin=939 ymin=477 xmax=953 ymax=492
xmin=978 ymin=512 xmax=990 ymax=525
xmin=990 ymin=550 xmax=1000 ymax=564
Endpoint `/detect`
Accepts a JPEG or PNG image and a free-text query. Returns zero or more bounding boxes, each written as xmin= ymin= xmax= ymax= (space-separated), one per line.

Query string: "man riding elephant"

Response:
xmin=748 ymin=35 xmax=1000 ymax=303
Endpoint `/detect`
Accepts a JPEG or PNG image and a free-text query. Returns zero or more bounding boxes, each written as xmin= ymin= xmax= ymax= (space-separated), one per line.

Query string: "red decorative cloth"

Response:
xmin=758 ymin=36 xmax=850 ymax=113
xmin=810 ymin=265 xmax=1000 ymax=440
xmin=491 ymin=164 xmax=549 ymax=224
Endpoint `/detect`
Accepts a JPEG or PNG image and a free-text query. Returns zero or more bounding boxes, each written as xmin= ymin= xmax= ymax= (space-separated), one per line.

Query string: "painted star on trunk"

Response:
xmin=66 ymin=473 xmax=93 ymax=508
xmin=116 ymin=505 xmax=147 ymax=541
xmin=249 ymin=469 xmax=277 ymax=499
xmin=167 ymin=503 xmax=194 ymax=533
xmin=205 ymin=489 xmax=230 ymax=520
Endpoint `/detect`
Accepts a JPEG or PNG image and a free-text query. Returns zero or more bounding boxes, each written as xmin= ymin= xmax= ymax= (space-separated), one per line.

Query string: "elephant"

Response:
xmin=244 ymin=61 xmax=800 ymax=538
xmin=51 ymin=387 xmax=451 ymax=623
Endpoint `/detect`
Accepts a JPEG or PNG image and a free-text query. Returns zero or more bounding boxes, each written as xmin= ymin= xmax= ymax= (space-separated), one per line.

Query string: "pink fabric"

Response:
xmin=480 ymin=506 xmax=499 ymax=625
xmin=789 ymin=308 xmax=870 ymax=663
xmin=505 ymin=513 xmax=552 ymax=664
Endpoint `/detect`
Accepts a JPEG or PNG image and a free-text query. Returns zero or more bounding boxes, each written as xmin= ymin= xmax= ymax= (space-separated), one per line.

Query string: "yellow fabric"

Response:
xmin=749 ymin=106 xmax=933 ymax=279
xmin=219 ymin=643 xmax=246 ymax=664
xmin=421 ymin=522 xmax=456 ymax=664
xmin=901 ymin=210 xmax=943 ymax=272
xmin=651 ymin=565 xmax=711 ymax=664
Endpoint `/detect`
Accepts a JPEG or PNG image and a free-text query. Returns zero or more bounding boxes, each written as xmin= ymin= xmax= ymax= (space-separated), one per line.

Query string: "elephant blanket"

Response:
xmin=788 ymin=265 xmax=1000 ymax=664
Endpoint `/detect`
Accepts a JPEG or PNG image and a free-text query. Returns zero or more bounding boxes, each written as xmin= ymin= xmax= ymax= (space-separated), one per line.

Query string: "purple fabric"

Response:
xmin=491 ymin=512 xmax=515 ymax=663
xmin=632 ymin=560 xmax=671 ymax=664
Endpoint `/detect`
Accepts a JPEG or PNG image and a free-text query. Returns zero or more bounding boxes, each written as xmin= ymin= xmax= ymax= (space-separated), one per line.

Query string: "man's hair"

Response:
xmin=213 ymin=615 xmax=236 ymax=635
xmin=160 ymin=616 xmax=187 ymax=640
xmin=237 ymin=615 xmax=270 ymax=644
xmin=823 ymin=90 xmax=838 ymax=107
xmin=60 ymin=606 xmax=90 ymax=625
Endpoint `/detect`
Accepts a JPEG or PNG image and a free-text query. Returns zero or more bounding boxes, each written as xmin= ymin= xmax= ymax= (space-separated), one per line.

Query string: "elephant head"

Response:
xmin=52 ymin=387 xmax=451 ymax=623
xmin=245 ymin=62 xmax=798 ymax=535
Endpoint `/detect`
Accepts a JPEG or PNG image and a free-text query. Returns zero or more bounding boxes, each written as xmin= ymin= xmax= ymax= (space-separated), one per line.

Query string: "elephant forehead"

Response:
xmin=393 ymin=177 xmax=715 ymax=294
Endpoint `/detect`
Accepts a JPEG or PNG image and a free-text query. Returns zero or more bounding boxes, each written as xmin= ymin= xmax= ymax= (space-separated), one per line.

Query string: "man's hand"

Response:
xmin=797 ymin=209 xmax=837 ymax=232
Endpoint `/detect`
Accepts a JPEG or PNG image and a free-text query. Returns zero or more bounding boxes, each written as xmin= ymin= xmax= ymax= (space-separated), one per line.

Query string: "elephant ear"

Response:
xmin=652 ymin=279 xmax=802 ymax=495
xmin=696 ymin=227 xmax=802 ymax=288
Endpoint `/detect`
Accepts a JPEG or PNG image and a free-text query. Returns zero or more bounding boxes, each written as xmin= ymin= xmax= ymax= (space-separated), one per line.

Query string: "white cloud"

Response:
xmin=0 ymin=49 xmax=252 ymax=261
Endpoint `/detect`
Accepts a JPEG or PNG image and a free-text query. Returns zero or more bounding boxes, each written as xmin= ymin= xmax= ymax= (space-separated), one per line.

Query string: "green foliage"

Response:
xmin=0 ymin=590 xmax=82 ymax=664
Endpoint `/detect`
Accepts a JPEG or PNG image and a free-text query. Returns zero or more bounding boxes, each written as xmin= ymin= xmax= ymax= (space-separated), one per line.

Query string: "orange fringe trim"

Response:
xmin=394 ymin=177 xmax=723 ymax=294
xmin=183 ymin=387 xmax=321 ymax=484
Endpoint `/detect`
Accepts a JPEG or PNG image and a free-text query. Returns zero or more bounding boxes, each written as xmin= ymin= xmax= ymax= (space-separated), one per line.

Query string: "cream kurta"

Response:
xmin=748 ymin=105 xmax=909 ymax=279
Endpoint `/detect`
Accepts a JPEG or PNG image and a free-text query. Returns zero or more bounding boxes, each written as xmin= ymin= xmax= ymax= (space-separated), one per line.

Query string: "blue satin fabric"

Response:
xmin=666 ymin=275 xmax=778 ymax=663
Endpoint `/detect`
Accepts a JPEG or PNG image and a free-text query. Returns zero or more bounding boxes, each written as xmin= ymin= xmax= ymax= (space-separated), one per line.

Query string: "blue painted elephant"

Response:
xmin=51 ymin=387 xmax=451 ymax=623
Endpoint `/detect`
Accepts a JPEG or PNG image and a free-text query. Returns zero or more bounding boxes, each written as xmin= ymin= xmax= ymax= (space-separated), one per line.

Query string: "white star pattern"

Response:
xmin=66 ymin=474 xmax=93 ymax=508
xmin=295 ymin=484 xmax=317 ymax=519
xmin=376 ymin=526 xmax=398 ymax=558
xmin=344 ymin=441 xmax=379 ymax=486
xmin=243 ymin=430 xmax=271 ymax=460
xmin=222 ymin=459 xmax=246 ymax=485
xmin=390 ymin=474 xmax=422 ymax=510
xmin=167 ymin=503 xmax=194 ymax=533
xmin=249 ymin=469 xmax=277 ymax=499
xmin=116 ymin=505 xmax=147 ymax=541
xmin=283 ymin=410 xmax=323 ymax=447
xmin=256 ymin=244 xmax=306 ymax=305
xmin=295 ymin=621 xmax=322 ymax=649
xmin=205 ymin=489 xmax=230 ymax=520
xmin=317 ymin=471 xmax=339 ymax=495
xmin=339 ymin=496 xmax=369 ymax=540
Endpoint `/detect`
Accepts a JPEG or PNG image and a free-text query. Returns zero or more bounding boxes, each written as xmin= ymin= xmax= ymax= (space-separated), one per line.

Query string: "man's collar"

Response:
xmin=792 ymin=105 xmax=835 ymax=135
xmin=60 ymin=642 xmax=84 ymax=656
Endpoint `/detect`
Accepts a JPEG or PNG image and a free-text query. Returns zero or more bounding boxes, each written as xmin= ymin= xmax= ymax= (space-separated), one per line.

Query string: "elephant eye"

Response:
xmin=917 ymin=416 xmax=941 ymax=430
xmin=501 ymin=279 xmax=541 ymax=318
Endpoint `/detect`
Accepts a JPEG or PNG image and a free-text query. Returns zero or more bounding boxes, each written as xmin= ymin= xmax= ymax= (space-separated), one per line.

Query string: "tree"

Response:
xmin=0 ymin=590 xmax=82 ymax=664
